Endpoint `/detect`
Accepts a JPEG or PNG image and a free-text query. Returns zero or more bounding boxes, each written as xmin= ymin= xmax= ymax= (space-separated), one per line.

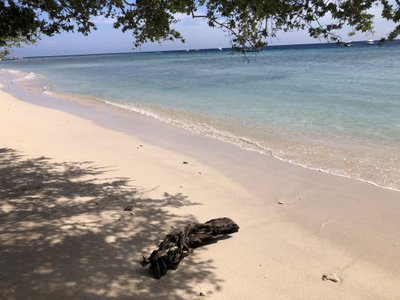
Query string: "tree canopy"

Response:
xmin=0 ymin=0 xmax=399 ymax=54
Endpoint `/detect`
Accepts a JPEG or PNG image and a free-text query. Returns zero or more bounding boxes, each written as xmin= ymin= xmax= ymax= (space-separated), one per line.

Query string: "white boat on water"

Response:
xmin=344 ymin=40 xmax=352 ymax=47
xmin=366 ymin=39 xmax=374 ymax=45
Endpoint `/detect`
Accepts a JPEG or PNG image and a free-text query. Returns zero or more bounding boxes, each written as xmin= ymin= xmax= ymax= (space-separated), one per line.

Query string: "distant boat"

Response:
xmin=218 ymin=47 xmax=223 ymax=51
xmin=2 ymin=56 xmax=22 ymax=61
xmin=344 ymin=40 xmax=352 ymax=47
xmin=366 ymin=39 xmax=374 ymax=45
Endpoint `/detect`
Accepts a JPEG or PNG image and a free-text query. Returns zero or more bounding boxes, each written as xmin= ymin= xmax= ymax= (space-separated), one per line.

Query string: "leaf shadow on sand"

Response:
xmin=0 ymin=148 xmax=224 ymax=299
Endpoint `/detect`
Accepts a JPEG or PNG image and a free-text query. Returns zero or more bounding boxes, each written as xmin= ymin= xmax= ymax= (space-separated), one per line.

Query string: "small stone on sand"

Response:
xmin=277 ymin=201 xmax=284 ymax=205
xmin=322 ymin=273 xmax=341 ymax=283
xmin=199 ymin=292 xmax=205 ymax=296
xmin=124 ymin=205 xmax=133 ymax=211
xmin=183 ymin=161 xmax=188 ymax=164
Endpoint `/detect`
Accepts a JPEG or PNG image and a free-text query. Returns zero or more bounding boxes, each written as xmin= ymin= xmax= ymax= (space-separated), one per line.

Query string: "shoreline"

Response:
xmin=4 ymin=81 xmax=400 ymax=262
xmin=2 ymin=67 xmax=399 ymax=193
xmin=1 ymin=86 xmax=400 ymax=299
xmin=92 ymin=95 xmax=400 ymax=194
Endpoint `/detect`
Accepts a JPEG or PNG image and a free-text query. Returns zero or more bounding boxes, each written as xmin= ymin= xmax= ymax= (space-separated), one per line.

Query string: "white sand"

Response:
xmin=1 ymin=88 xmax=400 ymax=299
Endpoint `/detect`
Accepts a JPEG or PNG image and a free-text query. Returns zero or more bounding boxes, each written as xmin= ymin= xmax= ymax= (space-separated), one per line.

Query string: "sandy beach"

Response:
xmin=1 ymin=86 xmax=400 ymax=300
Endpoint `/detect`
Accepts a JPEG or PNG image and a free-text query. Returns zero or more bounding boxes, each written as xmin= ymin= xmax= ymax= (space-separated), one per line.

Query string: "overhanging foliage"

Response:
xmin=0 ymin=0 xmax=399 ymax=54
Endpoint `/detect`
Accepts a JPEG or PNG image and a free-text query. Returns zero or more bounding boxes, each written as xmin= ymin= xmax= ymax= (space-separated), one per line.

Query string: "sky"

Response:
xmin=9 ymin=6 xmax=397 ymax=57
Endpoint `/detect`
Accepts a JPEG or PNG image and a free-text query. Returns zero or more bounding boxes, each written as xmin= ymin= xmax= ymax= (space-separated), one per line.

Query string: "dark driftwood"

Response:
xmin=140 ymin=217 xmax=239 ymax=279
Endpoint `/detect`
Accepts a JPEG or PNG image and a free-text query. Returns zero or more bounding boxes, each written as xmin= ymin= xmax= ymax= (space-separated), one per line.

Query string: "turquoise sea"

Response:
xmin=1 ymin=41 xmax=400 ymax=190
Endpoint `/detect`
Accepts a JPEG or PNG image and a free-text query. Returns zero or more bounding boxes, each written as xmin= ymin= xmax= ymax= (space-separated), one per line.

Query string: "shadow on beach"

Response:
xmin=0 ymin=148 xmax=223 ymax=299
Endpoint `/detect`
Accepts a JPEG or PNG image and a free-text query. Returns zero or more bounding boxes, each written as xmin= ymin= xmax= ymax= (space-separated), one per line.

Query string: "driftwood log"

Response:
xmin=140 ymin=217 xmax=239 ymax=279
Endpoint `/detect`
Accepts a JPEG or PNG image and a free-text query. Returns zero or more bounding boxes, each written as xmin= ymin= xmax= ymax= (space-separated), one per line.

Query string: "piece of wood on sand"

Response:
xmin=140 ymin=217 xmax=239 ymax=279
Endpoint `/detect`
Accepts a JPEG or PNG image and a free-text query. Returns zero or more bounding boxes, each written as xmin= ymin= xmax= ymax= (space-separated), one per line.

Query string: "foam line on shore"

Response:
xmin=100 ymin=97 xmax=400 ymax=193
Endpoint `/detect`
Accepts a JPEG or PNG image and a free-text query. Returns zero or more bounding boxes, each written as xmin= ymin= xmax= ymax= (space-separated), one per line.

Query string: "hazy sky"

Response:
xmin=10 ymin=8 xmax=396 ymax=57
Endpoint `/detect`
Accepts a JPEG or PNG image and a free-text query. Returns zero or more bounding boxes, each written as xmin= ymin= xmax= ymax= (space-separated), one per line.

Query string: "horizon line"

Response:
xmin=5 ymin=39 xmax=399 ymax=59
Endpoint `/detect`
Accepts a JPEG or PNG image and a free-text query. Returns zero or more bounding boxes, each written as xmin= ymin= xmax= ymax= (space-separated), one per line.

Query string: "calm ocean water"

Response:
xmin=1 ymin=41 xmax=400 ymax=190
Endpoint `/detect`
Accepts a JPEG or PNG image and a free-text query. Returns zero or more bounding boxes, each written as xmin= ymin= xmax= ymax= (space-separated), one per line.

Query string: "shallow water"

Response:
xmin=1 ymin=41 xmax=400 ymax=190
